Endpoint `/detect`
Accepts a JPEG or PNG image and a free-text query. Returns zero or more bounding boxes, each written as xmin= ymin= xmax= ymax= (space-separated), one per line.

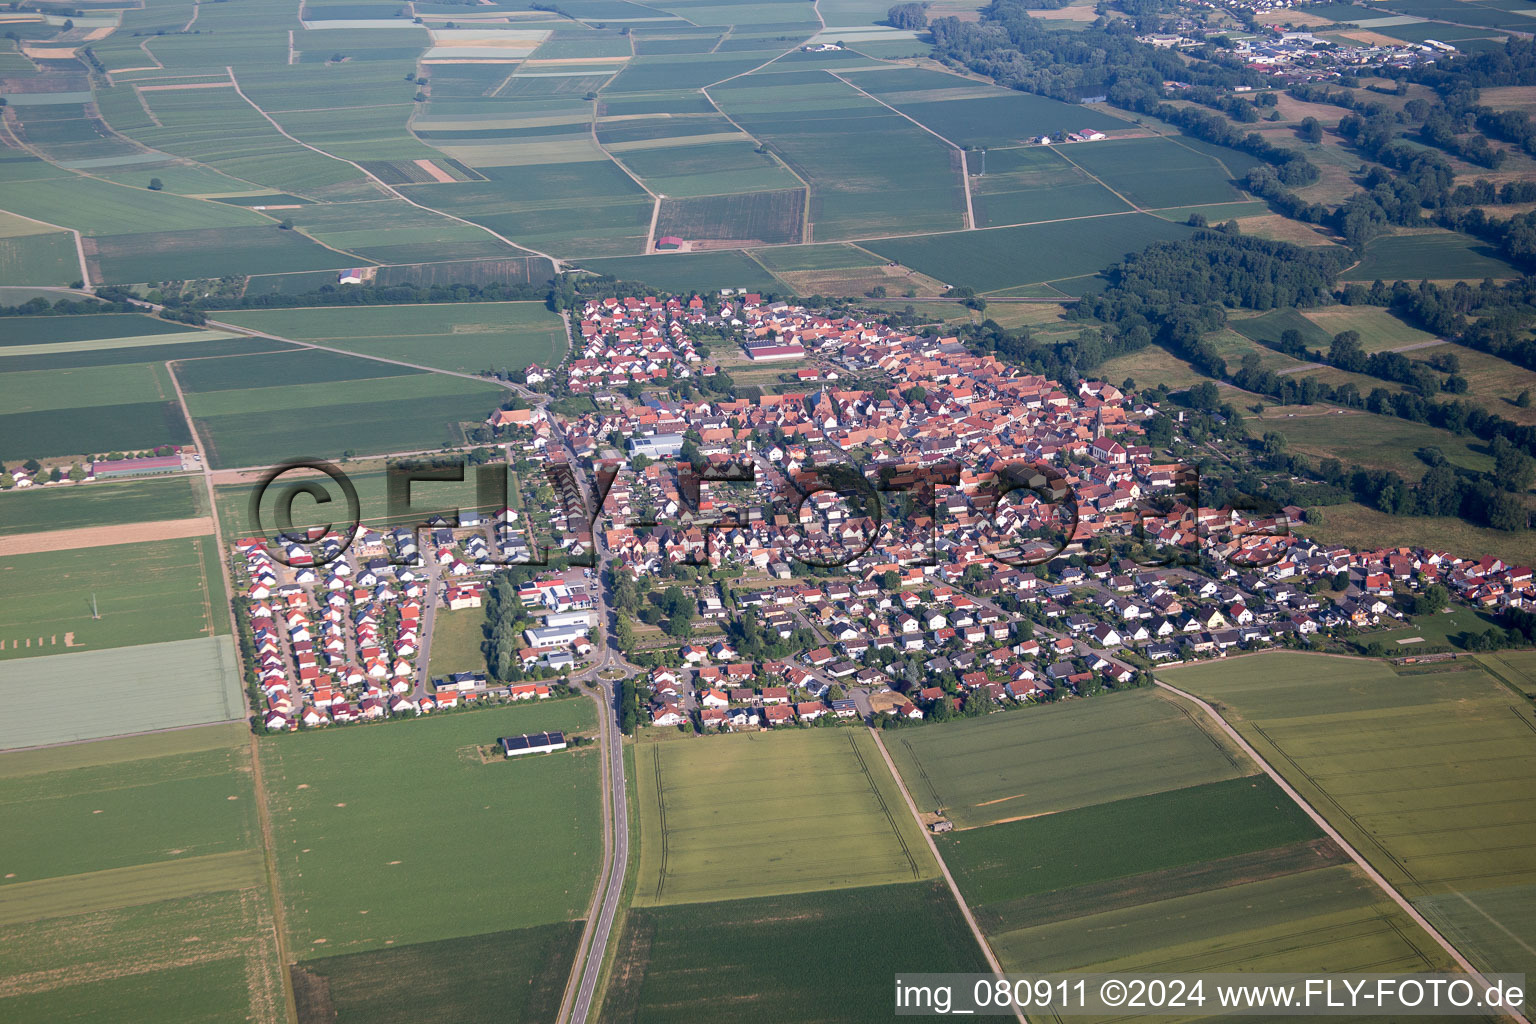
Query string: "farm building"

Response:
xmin=627 ymin=434 xmax=684 ymax=459
xmin=655 ymin=236 xmax=684 ymax=251
xmin=91 ymin=454 xmax=183 ymax=478
xmin=338 ymin=269 xmax=365 ymax=285
xmin=500 ymin=731 xmax=567 ymax=757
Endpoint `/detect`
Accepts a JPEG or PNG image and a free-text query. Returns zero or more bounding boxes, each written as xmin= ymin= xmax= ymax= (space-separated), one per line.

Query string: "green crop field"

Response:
xmin=750 ymin=242 xmax=884 ymax=271
xmin=171 ymin=348 xmax=504 ymax=467
xmin=91 ymin=225 xmax=350 ymax=284
xmin=1478 ymin=649 xmax=1536 ymax=698
xmin=0 ymin=336 xmax=289 ymax=374
xmin=0 ymin=723 xmax=283 ymax=1023
xmin=1253 ymin=405 xmax=1493 ymax=480
xmin=1343 ymin=230 xmax=1519 ymax=282
xmin=0 ymin=731 xmax=259 ymax=887
xmin=172 ymin=347 xmax=424 ymax=392
xmin=711 ymin=74 xmax=968 ymax=240
xmin=215 ymin=302 xmax=568 ymax=375
xmin=191 ymin=383 xmax=502 ymax=467
xmin=0 ymin=475 xmax=203 ymax=536
xmin=864 ymin=215 xmax=1191 ymax=293
xmin=2 ymin=175 xmax=270 ymax=236
xmin=291 ymin=923 xmax=583 ymax=1024
xmin=633 ymin=728 xmax=938 ymax=906
xmin=0 ymin=535 xmax=226 ymax=661
xmin=577 ymin=249 xmax=782 ymax=293
xmin=617 ymin=140 xmax=804 ymax=198
xmin=0 ymin=314 xmax=197 ymax=347
xmin=654 ymin=189 xmax=806 ymax=245
xmin=601 ymin=881 xmax=990 ymax=1024
xmin=939 ymin=776 xmax=1321 ymax=906
xmin=968 ymin=145 xmax=1132 ymax=228
xmin=1164 ymin=651 xmax=1536 ymax=1004
xmin=216 ymin=464 xmax=500 ymax=540
xmin=1055 ymin=136 xmax=1245 ymax=210
xmin=0 ymin=230 xmax=78 ymax=286
xmin=0 ymin=636 xmax=243 ymax=748
xmin=1298 ymin=305 xmax=1441 ymax=352
xmin=0 ymin=397 xmax=191 ymax=461
xmin=884 ymin=689 xmax=1248 ymax=827
xmin=899 ymin=688 xmax=1460 ymax=992
xmin=263 ymin=699 xmax=601 ymax=955
xmin=0 ymin=890 xmax=284 ymax=1024
xmin=986 ymin=864 xmax=1456 ymax=978
xmin=0 ymin=361 xmax=176 ymax=414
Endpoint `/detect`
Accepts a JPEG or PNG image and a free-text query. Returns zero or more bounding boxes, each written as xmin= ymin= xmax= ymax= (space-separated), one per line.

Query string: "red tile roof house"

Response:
xmin=764 ymin=705 xmax=795 ymax=726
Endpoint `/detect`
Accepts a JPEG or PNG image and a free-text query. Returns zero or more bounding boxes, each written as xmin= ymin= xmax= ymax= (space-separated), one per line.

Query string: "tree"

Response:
xmin=1298 ymin=116 xmax=1323 ymax=144
xmin=68 ymin=463 xmax=85 ymax=482
xmin=278 ymin=218 xmax=294 ymax=230
xmin=1518 ymin=388 xmax=1532 ymax=409
xmin=147 ymin=177 xmax=164 ymax=191
xmin=886 ymin=2 xmax=926 ymax=29
xmin=1493 ymin=435 xmax=1536 ymax=492
xmin=1417 ymin=583 xmax=1449 ymax=615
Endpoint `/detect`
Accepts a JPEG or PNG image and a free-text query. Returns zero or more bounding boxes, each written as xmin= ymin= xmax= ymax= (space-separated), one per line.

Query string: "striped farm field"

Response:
xmin=214 ymin=301 xmax=567 ymax=376
xmin=0 ymin=474 xmax=204 ymax=537
xmin=1165 ymin=651 xmax=1536 ymax=1010
xmin=633 ymin=728 xmax=938 ymax=907
xmin=884 ymin=688 xmax=1249 ymax=828
xmin=0 ymin=534 xmax=227 ymax=661
xmin=263 ymin=699 xmax=601 ymax=955
xmin=0 ymin=724 xmax=283 ymax=1023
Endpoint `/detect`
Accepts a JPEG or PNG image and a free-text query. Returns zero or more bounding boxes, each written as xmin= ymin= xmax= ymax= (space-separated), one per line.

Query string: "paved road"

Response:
xmin=553 ymin=381 xmax=637 ymax=1024
xmin=563 ymin=553 xmax=634 ymax=1024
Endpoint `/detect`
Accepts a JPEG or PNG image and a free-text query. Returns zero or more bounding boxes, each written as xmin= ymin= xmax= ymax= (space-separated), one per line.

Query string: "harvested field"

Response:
xmin=0 ymin=516 xmax=216 ymax=556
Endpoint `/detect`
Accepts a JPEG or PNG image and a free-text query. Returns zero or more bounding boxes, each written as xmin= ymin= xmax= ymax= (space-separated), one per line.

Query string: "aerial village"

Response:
xmin=233 ymin=293 xmax=1534 ymax=734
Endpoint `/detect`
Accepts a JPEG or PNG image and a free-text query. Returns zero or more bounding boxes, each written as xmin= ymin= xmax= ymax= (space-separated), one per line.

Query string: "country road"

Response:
xmin=868 ymin=727 xmax=1029 ymax=1024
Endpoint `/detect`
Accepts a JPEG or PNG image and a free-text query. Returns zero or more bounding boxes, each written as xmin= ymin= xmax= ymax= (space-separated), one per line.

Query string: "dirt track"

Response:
xmin=0 ymin=516 xmax=216 ymax=556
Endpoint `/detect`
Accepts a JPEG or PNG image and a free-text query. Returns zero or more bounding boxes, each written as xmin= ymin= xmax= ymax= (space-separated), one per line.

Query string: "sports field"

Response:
xmin=601 ymin=881 xmax=990 ymax=1024
xmin=884 ymin=689 xmax=1249 ymax=827
xmin=262 ymin=698 xmax=601 ymax=954
xmin=216 ymin=302 xmax=568 ymax=375
xmin=1164 ymin=652 xmax=1536 ymax=1003
xmin=632 ymin=728 xmax=938 ymax=906
xmin=0 ymin=723 xmax=284 ymax=1023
